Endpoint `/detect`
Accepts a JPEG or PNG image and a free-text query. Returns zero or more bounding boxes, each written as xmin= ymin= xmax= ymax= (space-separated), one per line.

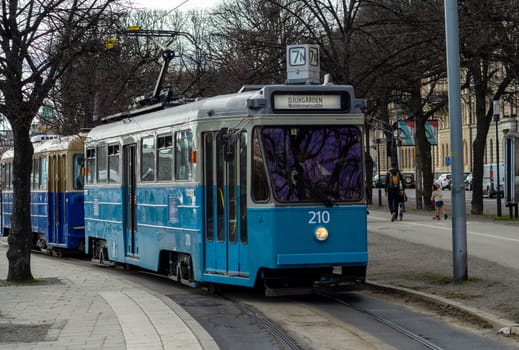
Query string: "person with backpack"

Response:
xmin=385 ymin=161 xmax=405 ymax=221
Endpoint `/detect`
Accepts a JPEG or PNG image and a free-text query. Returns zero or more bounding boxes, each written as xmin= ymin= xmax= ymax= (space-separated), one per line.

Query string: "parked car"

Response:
xmin=401 ymin=172 xmax=415 ymax=188
xmin=483 ymin=163 xmax=504 ymax=197
xmin=464 ymin=173 xmax=473 ymax=190
xmin=436 ymin=173 xmax=452 ymax=190
xmin=372 ymin=174 xmax=386 ymax=188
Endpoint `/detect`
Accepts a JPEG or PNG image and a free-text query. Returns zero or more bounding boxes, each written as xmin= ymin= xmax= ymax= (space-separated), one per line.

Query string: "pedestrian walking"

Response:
xmin=385 ymin=161 xmax=404 ymax=221
xmin=431 ymin=182 xmax=447 ymax=220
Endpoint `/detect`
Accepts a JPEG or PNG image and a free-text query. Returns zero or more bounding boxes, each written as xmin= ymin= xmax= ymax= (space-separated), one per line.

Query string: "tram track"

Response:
xmin=224 ymin=288 xmax=452 ymax=350
xmin=318 ymin=292 xmax=446 ymax=350
xmin=232 ymin=300 xmax=302 ymax=350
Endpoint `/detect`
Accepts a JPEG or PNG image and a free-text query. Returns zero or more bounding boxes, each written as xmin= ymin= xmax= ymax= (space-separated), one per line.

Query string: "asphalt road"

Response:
xmin=367 ymin=207 xmax=519 ymax=271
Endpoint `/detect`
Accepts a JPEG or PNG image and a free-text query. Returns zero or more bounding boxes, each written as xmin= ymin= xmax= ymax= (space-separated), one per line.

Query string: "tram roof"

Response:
xmin=1 ymin=134 xmax=85 ymax=160
xmin=33 ymin=134 xmax=85 ymax=154
xmin=87 ymin=88 xmax=257 ymax=141
xmin=87 ymin=84 xmax=362 ymax=142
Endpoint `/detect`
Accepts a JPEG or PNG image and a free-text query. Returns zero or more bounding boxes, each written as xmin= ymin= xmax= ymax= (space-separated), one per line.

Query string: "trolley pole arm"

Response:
xmin=125 ymin=27 xmax=196 ymax=104
xmin=152 ymin=49 xmax=175 ymax=101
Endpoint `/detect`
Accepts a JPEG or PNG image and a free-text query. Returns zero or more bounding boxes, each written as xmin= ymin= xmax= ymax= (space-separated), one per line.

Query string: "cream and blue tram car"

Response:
xmin=0 ymin=135 xmax=85 ymax=252
xmin=84 ymin=83 xmax=367 ymax=293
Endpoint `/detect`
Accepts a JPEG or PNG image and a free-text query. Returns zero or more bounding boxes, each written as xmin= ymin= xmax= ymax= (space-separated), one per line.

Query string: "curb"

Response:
xmin=365 ymin=280 xmax=519 ymax=336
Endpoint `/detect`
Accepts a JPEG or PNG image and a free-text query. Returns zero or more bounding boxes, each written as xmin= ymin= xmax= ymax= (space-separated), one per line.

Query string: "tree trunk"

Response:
xmin=468 ymin=59 xmax=489 ymax=215
xmin=471 ymin=130 xmax=488 ymax=215
xmin=409 ymin=81 xmax=435 ymax=211
xmin=6 ymin=128 xmax=34 ymax=281
xmin=415 ymin=113 xmax=434 ymax=210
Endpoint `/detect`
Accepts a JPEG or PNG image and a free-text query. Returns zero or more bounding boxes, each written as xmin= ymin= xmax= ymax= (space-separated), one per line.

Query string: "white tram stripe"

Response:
xmin=100 ymin=289 xmax=203 ymax=350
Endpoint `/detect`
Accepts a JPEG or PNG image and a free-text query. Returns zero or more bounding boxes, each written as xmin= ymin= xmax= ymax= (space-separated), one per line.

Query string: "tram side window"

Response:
xmin=5 ymin=162 xmax=12 ymax=190
xmin=239 ymin=132 xmax=248 ymax=244
xmin=175 ymin=130 xmax=192 ymax=181
xmin=228 ymin=137 xmax=238 ymax=244
xmin=216 ymin=133 xmax=225 ymax=242
xmin=97 ymin=145 xmax=107 ymax=184
xmin=32 ymin=157 xmax=40 ymax=190
xmin=8 ymin=162 xmax=12 ymax=190
xmin=204 ymin=133 xmax=215 ymax=242
xmin=85 ymin=148 xmax=96 ymax=184
xmin=157 ymin=134 xmax=173 ymax=181
xmin=252 ymin=128 xmax=269 ymax=202
xmin=73 ymin=154 xmax=84 ymax=190
xmin=141 ymin=136 xmax=155 ymax=181
xmin=0 ymin=164 xmax=4 ymax=190
xmin=40 ymin=157 xmax=47 ymax=190
xmin=108 ymin=144 xmax=120 ymax=183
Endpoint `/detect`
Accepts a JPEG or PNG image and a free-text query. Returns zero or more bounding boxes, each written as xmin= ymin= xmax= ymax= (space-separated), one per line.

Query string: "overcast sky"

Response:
xmin=132 ymin=0 xmax=220 ymax=11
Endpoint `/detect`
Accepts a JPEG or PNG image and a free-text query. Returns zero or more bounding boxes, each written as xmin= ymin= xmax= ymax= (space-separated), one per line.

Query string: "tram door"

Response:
xmin=49 ymin=154 xmax=66 ymax=245
xmin=123 ymin=144 xmax=138 ymax=258
xmin=203 ymin=131 xmax=249 ymax=277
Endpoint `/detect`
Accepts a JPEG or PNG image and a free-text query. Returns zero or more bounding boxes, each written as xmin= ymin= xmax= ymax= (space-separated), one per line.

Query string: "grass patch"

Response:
xmin=494 ymin=215 xmax=519 ymax=222
xmin=443 ymin=291 xmax=483 ymax=300
xmin=407 ymin=272 xmax=482 ymax=285
xmin=0 ymin=278 xmax=39 ymax=286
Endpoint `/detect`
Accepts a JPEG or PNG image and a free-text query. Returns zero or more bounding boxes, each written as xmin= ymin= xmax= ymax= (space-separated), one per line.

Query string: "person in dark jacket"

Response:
xmin=385 ymin=161 xmax=404 ymax=222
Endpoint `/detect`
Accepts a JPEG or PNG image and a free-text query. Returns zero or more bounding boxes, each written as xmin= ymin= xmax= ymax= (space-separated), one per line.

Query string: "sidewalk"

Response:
xmin=374 ymin=187 xmax=519 ymax=219
xmin=366 ymin=203 xmax=519 ymax=339
xmin=1 ymin=206 xmax=518 ymax=348
xmin=0 ymin=240 xmax=218 ymax=350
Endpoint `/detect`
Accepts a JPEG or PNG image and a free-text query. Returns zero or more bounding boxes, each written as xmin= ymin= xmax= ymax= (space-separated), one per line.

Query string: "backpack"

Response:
xmin=390 ymin=172 xmax=401 ymax=189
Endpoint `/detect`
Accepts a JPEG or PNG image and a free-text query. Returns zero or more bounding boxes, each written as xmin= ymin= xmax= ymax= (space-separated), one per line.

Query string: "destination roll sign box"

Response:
xmin=273 ymin=94 xmax=341 ymax=110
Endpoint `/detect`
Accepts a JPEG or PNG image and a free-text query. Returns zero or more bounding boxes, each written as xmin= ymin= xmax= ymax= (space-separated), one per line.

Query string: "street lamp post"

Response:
xmin=375 ymin=129 xmax=384 ymax=207
xmin=468 ymin=83 xmax=474 ymax=173
xmin=493 ymin=100 xmax=502 ymax=217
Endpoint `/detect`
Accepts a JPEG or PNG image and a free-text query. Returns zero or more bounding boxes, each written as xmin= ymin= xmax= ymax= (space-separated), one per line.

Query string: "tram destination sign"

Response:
xmin=273 ymin=94 xmax=341 ymax=110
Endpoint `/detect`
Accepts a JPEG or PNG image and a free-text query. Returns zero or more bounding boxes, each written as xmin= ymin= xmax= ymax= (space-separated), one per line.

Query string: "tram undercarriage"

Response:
xmin=261 ymin=266 xmax=367 ymax=296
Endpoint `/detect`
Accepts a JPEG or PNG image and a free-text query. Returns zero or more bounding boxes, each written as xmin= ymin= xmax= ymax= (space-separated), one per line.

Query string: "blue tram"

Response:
xmin=0 ymin=135 xmax=86 ymax=254
xmin=84 ymin=83 xmax=368 ymax=294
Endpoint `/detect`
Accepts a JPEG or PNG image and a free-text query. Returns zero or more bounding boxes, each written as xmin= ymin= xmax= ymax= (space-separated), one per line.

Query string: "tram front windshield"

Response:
xmin=260 ymin=126 xmax=363 ymax=205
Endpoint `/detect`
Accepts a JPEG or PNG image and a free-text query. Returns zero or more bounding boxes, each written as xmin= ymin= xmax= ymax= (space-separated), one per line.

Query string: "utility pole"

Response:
xmin=444 ymin=0 xmax=468 ymax=281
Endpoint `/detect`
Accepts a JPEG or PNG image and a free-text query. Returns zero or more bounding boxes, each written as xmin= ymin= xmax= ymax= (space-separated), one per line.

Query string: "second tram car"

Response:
xmin=0 ymin=135 xmax=86 ymax=254
xmin=84 ymin=83 xmax=368 ymax=294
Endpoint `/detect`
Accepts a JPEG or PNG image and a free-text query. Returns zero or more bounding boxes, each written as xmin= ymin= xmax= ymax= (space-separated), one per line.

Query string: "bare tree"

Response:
xmin=459 ymin=1 xmax=519 ymax=214
xmin=0 ymin=0 xmax=122 ymax=281
xmin=356 ymin=0 xmax=447 ymax=206
xmin=49 ymin=7 xmax=213 ymax=131
xmin=207 ymin=0 xmax=306 ymax=90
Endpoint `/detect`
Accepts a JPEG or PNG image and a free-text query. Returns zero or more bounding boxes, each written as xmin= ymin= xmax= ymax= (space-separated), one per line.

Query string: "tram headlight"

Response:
xmin=314 ymin=227 xmax=329 ymax=241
